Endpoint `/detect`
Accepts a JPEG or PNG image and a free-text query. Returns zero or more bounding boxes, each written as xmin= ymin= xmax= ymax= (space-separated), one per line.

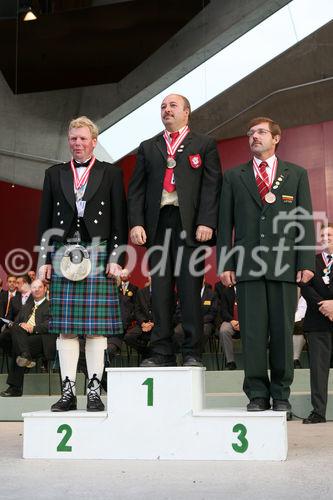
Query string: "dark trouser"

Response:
xmin=306 ymin=330 xmax=333 ymax=418
xmin=237 ymin=280 xmax=297 ymax=401
xmin=124 ymin=325 xmax=151 ymax=356
xmin=149 ymin=206 xmax=205 ymax=357
xmin=7 ymin=325 xmax=44 ymax=389
xmin=173 ymin=323 xmax=214 ymax=353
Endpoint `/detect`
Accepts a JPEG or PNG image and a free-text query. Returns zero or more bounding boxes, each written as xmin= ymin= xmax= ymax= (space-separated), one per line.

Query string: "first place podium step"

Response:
xmin=23 ymin=367 xmax=288 ymax=461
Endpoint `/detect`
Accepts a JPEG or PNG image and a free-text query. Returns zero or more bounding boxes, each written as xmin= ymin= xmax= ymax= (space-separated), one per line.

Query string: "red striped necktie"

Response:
xmin=163 ymin=132 xmax=179 ymax=193
xmin=256 ymin=161 xmax=269 ymax=202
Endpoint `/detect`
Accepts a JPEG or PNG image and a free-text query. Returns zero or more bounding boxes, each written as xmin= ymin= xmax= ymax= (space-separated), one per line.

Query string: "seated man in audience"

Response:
xmin=293 ymin=295 xmax=307 ymax=368
xmin=216 ymin=284 xmax=240 ymax=370
xmin=124 ymin=277 xmax=153 ymax=358
xmin=0 ymin=279 xmax=53 ymax=397
xmin=112 ymin=268 xmax=138 ymax=356
xmin=174 ymin=280 xmax=218 ymax=355
xmin=0 ymin=274 xmax=33 ymax=355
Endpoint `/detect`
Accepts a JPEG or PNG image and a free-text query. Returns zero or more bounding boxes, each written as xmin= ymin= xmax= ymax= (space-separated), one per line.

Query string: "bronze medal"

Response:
xmin=265 ymin=192 xmax=276 ymax=204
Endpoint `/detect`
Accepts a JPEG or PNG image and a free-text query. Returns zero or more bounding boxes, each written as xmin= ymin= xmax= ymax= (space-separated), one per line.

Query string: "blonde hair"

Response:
xmin=68 ymin=116 xmax=99 ymax=140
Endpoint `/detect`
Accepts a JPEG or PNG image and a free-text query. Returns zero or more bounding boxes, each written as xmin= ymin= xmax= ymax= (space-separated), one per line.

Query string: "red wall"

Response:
xmin=1 ymin=120 xmax=333 ymax=288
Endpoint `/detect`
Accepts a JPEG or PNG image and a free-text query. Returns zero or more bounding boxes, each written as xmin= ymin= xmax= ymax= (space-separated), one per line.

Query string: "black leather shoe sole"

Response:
xmin=247 ymin=398 xmax=271 ymax=411
xmin=0 ymin=389 xmax=22 ymax=397
xmin=303 ymin=413 xmax=326 ymax=424
xmin=140 ymin=356 xmax=176 ymax=367
xmin=272 ymin=400 xmax=291 ymax=412
xmin=183 ymin=357 xmax=203 ymax=367
xmin=51 ymin=398 xmax=77 ymax=412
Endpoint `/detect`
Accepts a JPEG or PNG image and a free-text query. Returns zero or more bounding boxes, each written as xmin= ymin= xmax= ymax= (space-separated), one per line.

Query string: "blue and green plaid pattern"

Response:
xmin=49 ymin=241 xmax=123 ymax=336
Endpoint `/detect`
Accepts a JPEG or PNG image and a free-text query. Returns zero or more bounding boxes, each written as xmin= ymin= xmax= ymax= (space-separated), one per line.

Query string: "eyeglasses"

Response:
xmin=247 ymin=128 xmax=272 ymax=137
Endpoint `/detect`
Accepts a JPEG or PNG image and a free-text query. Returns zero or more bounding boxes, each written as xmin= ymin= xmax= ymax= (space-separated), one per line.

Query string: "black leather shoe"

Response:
xmin=0 ymin=386 xmax=22 ymax=397
xmin=247 ymin=398 xmax=271 ymax=411
xmin=272 ymin=399 xmax=291 ymax=411
xmin=51 ymin=377 xmax=77 ymax=412
xmin=140 ymin=355 xmax=176 ymax=367
xmin=293 ymin=359 xmax=302 ymax=369
xmin=183 ymin=356 xmax=203 ymax=367
xmin=87 ymin=374 xmax=105 ymax=412
xmin=226 ymin=361 xmax=237 ymax=370
xmin=303 ymin=411 xmax=326 ymax=424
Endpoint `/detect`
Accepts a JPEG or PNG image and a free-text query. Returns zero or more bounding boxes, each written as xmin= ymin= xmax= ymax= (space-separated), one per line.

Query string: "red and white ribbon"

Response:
xmin=163 ymin=126 xmax=190 ymax=158
xmin=253 ymin=158 xmax=277 ymax=190
xmin=322 ymin=252 xmax=333 ymax=272
xmin=70 ymin=156 xmax=96 ymax=190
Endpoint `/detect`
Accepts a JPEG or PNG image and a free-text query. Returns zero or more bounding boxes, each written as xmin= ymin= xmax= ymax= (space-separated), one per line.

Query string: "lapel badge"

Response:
xmin=188 ymin=154 xmax=202 ymax=169
xmin=282 ymin=195 xmax=294 ymax=203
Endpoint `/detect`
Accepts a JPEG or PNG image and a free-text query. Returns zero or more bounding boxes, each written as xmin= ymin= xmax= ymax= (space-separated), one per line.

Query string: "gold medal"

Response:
xmin=265 ymin=192 xmax=276 ymax=204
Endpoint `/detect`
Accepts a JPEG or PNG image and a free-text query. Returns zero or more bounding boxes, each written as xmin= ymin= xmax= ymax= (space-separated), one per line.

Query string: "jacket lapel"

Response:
xmin=240 ymin=161 xmax=262 ymax=208
xmin=83 ymin=161 xmax=105 ymax=202
xmin=60 ymin=163 xmax=76 ymax=210
xmin=155 ymin=134 xmax=168 ymax=161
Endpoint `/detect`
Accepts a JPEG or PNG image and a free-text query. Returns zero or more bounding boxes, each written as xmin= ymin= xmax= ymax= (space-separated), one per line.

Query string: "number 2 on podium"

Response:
xmin=142 ymin=377 xmax=154 ymax=406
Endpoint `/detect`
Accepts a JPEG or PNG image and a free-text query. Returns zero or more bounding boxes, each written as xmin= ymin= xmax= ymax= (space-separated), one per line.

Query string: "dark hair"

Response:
xmin=247 ymin=117 xmax=281 ymax=137
xmin=17 ymin=274 xmax=32 ymax=285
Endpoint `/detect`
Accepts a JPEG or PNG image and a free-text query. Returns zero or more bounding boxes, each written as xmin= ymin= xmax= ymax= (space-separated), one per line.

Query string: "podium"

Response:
xmin=23 ymin=367 xmax=287 ymax=460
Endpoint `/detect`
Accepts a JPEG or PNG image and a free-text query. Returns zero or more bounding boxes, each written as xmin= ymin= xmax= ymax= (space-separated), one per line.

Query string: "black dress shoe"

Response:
xmin=51 ymin=377 xmax=77 ymax=412
xmin=183 ymin=356 xmax=203 ymax=367
xmin=0 ymin=386 xmax=23 ymax=397
xmin=87 ymin=374 xmax=105 ymax=412
xmin=293 ymin=359 xmax=302 ymax=369
xmin=247 ymin=398 xmax=271 ymax=411
xmin=226 ymin=361 xmax=237 ymax=370
xmin=303 ymin=411 xmax=326 ymax=424
xmin=140 ymin=354 xmax=176 ymax=367
xmin=272 ymin=399 xmax=291 ymax=411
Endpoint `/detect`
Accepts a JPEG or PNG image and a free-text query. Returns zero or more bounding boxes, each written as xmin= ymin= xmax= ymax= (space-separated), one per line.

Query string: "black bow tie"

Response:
xmin=74 ymin=159 xmax=90 ymax=168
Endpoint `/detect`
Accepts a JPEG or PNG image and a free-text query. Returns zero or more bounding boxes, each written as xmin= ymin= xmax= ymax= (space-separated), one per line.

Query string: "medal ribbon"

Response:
xmin=70 ymin=156 xmax=96 ymax=190
xmin=322 ymin=252 xmax=333 ymax=274
xmin=253 ymin=158 xmax=277 ymax=191
xmin=163 ymin=126 xmax=190 ymax=158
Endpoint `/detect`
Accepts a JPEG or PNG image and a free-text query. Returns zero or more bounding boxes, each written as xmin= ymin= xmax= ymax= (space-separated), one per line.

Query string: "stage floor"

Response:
xmin=0 ymin=420 xmax=332 ymax=499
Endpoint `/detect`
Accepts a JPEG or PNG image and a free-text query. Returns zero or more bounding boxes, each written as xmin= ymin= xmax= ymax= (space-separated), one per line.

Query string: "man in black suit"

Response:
xmin=0 ymin=275 xmax=18 ymax=328
xmin=38 ymin=116 xmax=128 ymax=412
xmin=0 ymin=279 xmax=53 ymax=397
xmin=128 ymin=94 xmax=222 ymax=367
xmin=124 ymin=279 xmax=154 ymax=358
xmin=0 ymin=274 xmax=33 ymax=355
xmin=300 ymin=224 xmax=333 ymax=423
xmin=218 ymin=116 xmax=315 ymax=414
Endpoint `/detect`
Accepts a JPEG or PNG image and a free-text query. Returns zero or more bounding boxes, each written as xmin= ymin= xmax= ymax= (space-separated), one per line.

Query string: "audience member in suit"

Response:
xmin=0 ymin=275 xmax=18 ymax=329
xmin=0 ymin=274 xmax=33 ymax=355
xmin=0 ymin=279 xmax=54 ymax=397
xmin=124 ymin=278 xmax=153 ymax=358
xmin=174 ymin=281 xmax=218 ymax=355
xmin=28 ymin=270 xmax=36 ymax=282
xmin=217 ymin=285 xmax=240 ymax=370
xmin=128 ymin=94 xmax=222 ymax=367
xmin=300 ymin=224 xmax=333 ymax=424
xmin=110 ymin=269 xmax=138 ymax=356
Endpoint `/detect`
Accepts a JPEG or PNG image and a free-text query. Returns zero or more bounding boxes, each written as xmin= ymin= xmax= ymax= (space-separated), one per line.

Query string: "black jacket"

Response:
xmin=38 ymin=159 xmax=128 ymax=265
xmin=128 ymin=131 xmax=222 ymax=247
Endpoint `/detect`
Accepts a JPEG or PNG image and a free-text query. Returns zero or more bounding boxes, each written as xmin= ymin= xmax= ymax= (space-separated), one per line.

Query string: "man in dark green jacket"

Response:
xmin=217 ymin=117 xmax=315 ymax=415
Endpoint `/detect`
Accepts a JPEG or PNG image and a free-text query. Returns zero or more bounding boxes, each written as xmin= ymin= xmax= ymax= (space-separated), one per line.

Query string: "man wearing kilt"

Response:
xmin=38 ymin=116 xmax=128 ymax=412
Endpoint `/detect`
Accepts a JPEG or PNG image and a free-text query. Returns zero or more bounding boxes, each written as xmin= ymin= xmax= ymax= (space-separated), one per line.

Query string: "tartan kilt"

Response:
xmin=49 ymin=241 xmax=123 ymax=336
